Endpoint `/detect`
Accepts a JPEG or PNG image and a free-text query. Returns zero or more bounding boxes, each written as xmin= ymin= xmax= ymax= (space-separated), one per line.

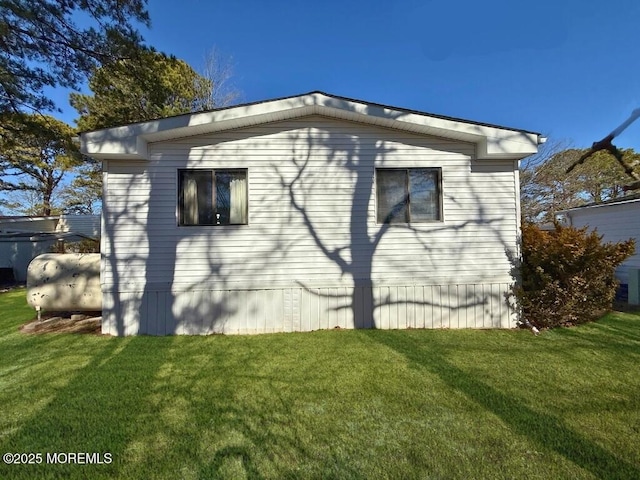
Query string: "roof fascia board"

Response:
xmin=80 ymin=92 xmax=540 ymax=161
xmin=313 ymin=99 xmax=540 ymax=159
xmin=81 ymin=100 xmax=317 ymax=159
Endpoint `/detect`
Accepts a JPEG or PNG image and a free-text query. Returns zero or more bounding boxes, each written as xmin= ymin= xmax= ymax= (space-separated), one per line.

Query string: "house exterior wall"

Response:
xmin=56 ymin=214 xmax=101 ymax=238
xmin=566 ymin=200 xmax=640 ymax=284
xmin=102 ymin=116 xmax=520 ymax=335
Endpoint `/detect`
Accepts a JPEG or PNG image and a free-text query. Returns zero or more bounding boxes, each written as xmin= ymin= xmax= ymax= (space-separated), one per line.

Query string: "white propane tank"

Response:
xmin=27 ymin=253 xmax=101 ymax=311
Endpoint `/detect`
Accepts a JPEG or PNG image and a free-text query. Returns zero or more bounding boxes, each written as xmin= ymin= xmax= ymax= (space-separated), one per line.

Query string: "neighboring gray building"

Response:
xmin=558 ymin=195 xmax=640 ymax=288
xmin=81 ymin=91 xmax=544 ymax=336
xmin=0 ymin=214 xmax=100 ymax=282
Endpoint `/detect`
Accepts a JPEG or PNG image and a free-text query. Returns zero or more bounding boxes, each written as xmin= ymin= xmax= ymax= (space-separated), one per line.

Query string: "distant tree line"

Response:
xmin=1 ymin=1 xmax=635 ymax=220
xmin=520 ymin=142 xmax=640 ymax=224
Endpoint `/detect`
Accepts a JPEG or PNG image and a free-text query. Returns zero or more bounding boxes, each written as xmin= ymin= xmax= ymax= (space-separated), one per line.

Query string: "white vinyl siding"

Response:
xmin=101 ymin=116 xmax=520 ymax=334
xmin=56 ymin=214 xmax=101 ymax=237
xmin=566 ymin=200 xmax=640 ymax=284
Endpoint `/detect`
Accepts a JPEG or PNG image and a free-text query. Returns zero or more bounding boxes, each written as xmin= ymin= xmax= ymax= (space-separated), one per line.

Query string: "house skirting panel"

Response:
xmin=100 ymin=283 xmax=516 ymax=336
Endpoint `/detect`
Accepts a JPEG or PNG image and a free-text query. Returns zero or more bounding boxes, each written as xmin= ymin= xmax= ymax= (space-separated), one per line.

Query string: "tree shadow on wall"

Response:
xmin=106 ymin=101 xmax=537 ymax=334
xmin=104 ymin=158 xmax=241 ymax=335
xmin=275 ymin=107 xmax=530 ymax=329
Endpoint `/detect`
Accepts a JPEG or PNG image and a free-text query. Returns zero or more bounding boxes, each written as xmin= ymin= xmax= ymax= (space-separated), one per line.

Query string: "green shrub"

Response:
xmin=512 ymin=222 xmax=635 ymax=329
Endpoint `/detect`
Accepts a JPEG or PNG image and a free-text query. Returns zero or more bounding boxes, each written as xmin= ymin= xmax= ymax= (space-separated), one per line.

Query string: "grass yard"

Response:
xmin=1 ymin=288 xmax=639 ymax=479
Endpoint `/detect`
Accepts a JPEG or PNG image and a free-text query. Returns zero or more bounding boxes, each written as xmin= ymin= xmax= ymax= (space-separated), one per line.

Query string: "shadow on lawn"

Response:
xmin=0 ymin=335 xmax=173 ymax=479
xmin=371 ymin=330 xmax=640 ymax=480
xmin=148 ymin=339 xmax=363 ymax=480
xmin=553 ymin=314 xmax=640 ymax=355
xmin=0 ymin=328 xmax=361 ymax=479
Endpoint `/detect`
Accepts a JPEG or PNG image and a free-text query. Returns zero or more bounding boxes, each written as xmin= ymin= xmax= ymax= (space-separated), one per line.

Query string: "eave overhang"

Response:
xmin=80 ymin=91 xmax=544 ymax=161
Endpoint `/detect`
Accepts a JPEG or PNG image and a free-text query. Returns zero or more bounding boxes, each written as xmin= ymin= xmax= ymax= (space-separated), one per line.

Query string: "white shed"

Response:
xmin=80 ymin=91 xmax=544 ymax=335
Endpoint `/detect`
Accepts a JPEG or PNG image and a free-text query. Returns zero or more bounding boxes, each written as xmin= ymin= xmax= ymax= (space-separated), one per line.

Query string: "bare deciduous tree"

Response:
xmin=195 ymin=47 xmax=242 ymax=110
xmin=519 ymin=139 xmax=574 ymax=223
xmin=521 ymin=136 xmax=640 ymax=223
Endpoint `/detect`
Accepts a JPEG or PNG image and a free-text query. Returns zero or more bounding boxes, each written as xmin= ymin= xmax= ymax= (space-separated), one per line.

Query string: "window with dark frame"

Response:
xmin=376 ymin=168 xmax=442 ymax=223
xmin=178 ymin=169 xmax=248 ymax=226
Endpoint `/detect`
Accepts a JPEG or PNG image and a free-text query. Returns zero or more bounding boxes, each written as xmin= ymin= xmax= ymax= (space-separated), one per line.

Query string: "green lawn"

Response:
xmin=1 ymin=288 xmax=639 ymax=479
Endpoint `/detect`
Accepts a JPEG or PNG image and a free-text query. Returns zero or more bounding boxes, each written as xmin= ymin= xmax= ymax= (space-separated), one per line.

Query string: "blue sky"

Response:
xmin=54 ymin=0 xmax=640 ymax=150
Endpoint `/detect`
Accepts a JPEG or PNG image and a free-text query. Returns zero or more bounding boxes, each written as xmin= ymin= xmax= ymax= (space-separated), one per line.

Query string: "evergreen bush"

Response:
xmin=512 ymin=222 xmax=635 ymax=329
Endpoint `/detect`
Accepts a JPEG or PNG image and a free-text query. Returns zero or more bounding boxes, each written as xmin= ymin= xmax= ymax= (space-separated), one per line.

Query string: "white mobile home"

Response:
xmin=80 ymin=92 xmax=543 ymax=335
xmin=559 ymin=195 xmax=640 ymax=287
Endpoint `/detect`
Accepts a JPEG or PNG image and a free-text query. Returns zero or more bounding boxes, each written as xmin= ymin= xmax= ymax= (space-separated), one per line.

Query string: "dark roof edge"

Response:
xmin=308 ymin=91 xmax=542 ymax=136
xmin=559 ymin=193 xmax=640 ymax=213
